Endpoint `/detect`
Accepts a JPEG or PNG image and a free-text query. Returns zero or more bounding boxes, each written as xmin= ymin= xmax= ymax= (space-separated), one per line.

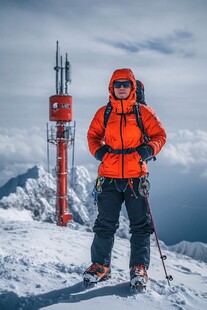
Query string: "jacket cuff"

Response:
xmin=95 ymin=147 xmax=108 ymax=161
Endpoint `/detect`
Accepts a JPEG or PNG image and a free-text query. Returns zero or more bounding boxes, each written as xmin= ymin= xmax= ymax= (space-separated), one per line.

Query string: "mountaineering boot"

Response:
xmin=83 ymin=263 xmax=111 ymax=287
xmin=130 ymin=265 xmax=148 ymax=290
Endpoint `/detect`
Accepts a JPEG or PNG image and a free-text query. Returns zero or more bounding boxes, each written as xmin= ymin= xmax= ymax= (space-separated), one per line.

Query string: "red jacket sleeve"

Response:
xmin=140 ymin=105 xmax=167 ymax=156
xmin=87 ymin=106 xmax=106 ymax=157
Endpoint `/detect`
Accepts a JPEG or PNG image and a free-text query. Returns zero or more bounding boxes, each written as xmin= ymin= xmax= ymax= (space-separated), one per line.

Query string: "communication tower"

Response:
xmin=47 ymin=41 xmax=75 ymax=226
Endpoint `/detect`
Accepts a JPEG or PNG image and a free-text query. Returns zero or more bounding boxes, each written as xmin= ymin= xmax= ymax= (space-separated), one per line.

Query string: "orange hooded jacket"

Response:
xmin=87 ymin=68 xmax=166 ymax=178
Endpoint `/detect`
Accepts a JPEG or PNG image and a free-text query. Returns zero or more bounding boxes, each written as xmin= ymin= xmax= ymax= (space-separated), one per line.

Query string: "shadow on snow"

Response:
xmin=0 ymin=281 xmax=132 ymax=310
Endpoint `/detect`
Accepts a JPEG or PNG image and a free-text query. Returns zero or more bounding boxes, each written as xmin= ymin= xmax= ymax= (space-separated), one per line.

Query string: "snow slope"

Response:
xmin=0 ymin=165 xmax=207 ymax=310
xmin=0 ymin=165 xmax=94 ymax=225
xmin=169 ymin=241 xmax=207 ymax=263
xmin=0 ymin=219 xmax=207 ymax=310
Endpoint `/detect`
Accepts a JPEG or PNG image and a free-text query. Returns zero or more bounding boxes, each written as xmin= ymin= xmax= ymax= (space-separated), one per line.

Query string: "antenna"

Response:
xmin=65 ymin=53 xmax=71 ymax=94
xmin=54 ymin=41 xmax=59 ymax=95
xmin=54 ymin=41 xmax=72 ymax=95
xmin=48 ymin=41 xmax=75 ymax=227
xmin=60 ymin=55 xmax=64 ymax=94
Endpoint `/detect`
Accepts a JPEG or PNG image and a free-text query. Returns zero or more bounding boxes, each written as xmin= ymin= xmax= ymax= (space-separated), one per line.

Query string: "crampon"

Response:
xmin=130 ymin=265 xmax=148 ymax=292
xmin=83 ymin=263 xmax=111 ymax=288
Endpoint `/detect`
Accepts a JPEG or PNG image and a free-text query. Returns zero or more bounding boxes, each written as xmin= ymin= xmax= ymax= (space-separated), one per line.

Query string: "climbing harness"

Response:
xmin=138 ymin=176 xmax=151 ymax=197
xmin=92 ymin=175 xmax=105 ymax=205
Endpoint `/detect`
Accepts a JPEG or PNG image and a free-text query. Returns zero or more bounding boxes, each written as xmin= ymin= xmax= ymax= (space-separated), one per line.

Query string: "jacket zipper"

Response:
xmin=120 ymin=100 xmax=124 ymax=178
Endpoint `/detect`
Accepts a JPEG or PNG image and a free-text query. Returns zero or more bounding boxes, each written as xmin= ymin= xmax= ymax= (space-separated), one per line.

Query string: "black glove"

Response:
xmin=136 ymin=144 xmax=154 ymax=161
xmin=95 ymin=146 xmax=108 ymax=161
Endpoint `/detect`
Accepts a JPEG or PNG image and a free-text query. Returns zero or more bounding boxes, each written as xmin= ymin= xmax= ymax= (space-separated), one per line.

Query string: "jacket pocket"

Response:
xmin=125 ymin=152 xmax=141 ymax=176
xmin=101 ymin=151 xmax=109 ymax=162
xmin=99 ymin=153 xmax=120 ymax=177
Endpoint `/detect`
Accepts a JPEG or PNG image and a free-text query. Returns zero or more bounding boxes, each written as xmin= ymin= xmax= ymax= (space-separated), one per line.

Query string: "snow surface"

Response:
xmin=0 ymin=165 xmax=207 ymax=309
xmin=0 ymin=220 xmax=207 ymax=310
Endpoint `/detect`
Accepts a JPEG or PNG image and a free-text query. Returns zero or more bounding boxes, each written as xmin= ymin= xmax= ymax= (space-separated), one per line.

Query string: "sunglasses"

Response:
xmin=113 ymin=81 xmax=132 ymax=88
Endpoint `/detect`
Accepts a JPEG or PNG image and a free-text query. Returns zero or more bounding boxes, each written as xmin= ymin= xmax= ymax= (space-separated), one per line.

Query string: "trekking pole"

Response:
xmin=139 ymin=177 xmax=173 ymax=286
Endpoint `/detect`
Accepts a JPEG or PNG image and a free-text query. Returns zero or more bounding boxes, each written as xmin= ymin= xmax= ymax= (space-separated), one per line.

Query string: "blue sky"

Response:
xmin=0 ymin=0 xmax=207 ymax=244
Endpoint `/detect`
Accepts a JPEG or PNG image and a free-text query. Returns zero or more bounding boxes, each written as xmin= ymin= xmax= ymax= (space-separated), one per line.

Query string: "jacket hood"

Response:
xmin=108 ymin=68 xmax=137 ymax=112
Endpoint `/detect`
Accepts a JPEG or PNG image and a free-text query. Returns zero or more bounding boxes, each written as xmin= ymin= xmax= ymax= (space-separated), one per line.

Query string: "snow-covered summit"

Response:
xmin=0 ymin=165 xmax=43 ymax=199
xmin=0 ymin=219 xmax=206 ymax=310
xmin=168 ymin=240 xmax=207 ymax=263
xmin=0 ymin=165 xmax=94 ymax=225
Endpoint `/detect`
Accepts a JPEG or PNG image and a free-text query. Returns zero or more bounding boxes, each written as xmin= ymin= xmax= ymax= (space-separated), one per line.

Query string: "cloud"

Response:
xmin=201 ymin=169 xmax=207 ymax=178
xmin=144 ymin=39 xmax=174 ymax=55
xmin=0 ymin=128 xmax=46 ymax=186
xmin=0 ymin=126 xmax=93 ymax=187
xmin=112 ymin=42 xmax=140 ymax=53
xmin=145 ymin=29 xmax=194 ymax=56
xmin=162 ymin=129 xmax=207 ymax=176
xmin=98 ymin=29 xmax=194 ymax=56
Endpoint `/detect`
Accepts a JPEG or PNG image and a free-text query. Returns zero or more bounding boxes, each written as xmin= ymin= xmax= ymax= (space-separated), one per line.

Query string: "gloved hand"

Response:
xmin=95 ymin=146 xmax=108 ymax=161
xmin=136 ymin=144 xmax=154 ymax=161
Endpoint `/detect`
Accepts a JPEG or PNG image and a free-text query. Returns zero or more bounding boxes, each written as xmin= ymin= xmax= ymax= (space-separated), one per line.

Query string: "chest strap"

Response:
xmin=105 ymin=145 xmax=137 ymax=155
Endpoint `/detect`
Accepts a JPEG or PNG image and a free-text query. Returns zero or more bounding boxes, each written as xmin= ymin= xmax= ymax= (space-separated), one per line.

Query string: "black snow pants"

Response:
xmin=91 ymin=177 xmax=153 ymax=269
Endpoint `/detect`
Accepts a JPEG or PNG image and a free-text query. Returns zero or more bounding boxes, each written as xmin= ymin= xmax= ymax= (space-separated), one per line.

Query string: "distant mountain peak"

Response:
xmin=0 ymin=165 xmax=46 ymax=199
xmin=168 ymin=240 xmax=207 ymax=263
xmin=0 ymin=165 xmax=95 ymax=226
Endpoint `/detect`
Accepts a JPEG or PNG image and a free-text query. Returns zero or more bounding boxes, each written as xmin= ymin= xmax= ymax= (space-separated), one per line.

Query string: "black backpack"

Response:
xmin=104 ymin=80 xmax=150 ymax=143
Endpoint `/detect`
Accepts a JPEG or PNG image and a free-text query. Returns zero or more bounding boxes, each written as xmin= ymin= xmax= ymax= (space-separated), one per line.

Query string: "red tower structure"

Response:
xmin=47 ymin=41 xmax=75 ymax=226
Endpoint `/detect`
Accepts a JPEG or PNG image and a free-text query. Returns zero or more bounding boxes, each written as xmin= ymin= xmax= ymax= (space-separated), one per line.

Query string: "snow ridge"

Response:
xmin=0 ymin=165 xmax=40 ymax=199
xmin=168 ymin=240 xmax=207 ymax=263
xmin=0 ymin=165 xmax=95 ymax=225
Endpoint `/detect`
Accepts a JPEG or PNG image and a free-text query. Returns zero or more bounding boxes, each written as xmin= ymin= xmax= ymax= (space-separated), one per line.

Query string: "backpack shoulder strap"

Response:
xmin=104 ymin=102 xmax=113 ymax=128
xmin=133 ymin=103 xmax=150 ymax=143
xmin=134 ymin=103 xmax=156 ymax=161
xmin=104 ymin=102 xmax=149 ymax=144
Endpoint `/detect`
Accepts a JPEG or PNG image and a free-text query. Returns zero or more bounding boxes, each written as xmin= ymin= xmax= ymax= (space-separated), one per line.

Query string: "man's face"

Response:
xmin=113 ymin=79 xmax=132 ymax=99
